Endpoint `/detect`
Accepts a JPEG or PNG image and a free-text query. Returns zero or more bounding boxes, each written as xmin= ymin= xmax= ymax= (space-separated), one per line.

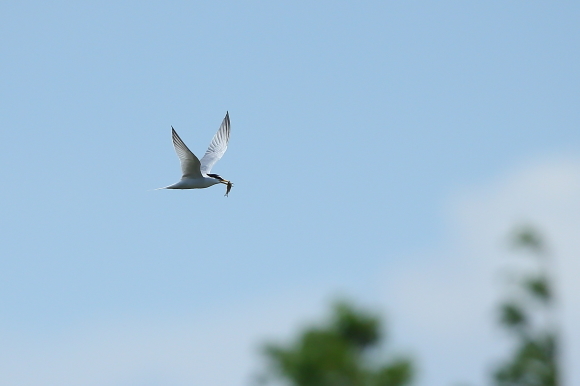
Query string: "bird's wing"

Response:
xmin=172 ymin=127 xmax=203 ymax=178
xmin=200 ymin=112 xmax=230 ymax=175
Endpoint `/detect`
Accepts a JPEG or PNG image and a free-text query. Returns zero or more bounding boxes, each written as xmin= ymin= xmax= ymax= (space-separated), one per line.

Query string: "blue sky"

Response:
xmin=1 ymin=1 xmax=580 ymax=385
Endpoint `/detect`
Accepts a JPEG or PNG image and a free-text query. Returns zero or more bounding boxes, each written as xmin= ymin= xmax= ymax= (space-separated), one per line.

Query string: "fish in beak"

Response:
xmin=223 ymin=180 xmax=233 ymax=197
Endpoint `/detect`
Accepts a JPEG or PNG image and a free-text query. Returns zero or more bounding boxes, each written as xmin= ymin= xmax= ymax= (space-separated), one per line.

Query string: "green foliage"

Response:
xmin=374 ymin=359 xmax=414 ymax=386
xmin=492 ymin=225 xmax=560 ymax=386
xmin=332 ymin=302 xmax=381 ymax=350
xmin=524 ymin=276 xmax=551 ymax=303
xmin=511 ymin=226 xmax=544 ymax=254
xmin=499 ymin=302 xmax=527 ymax=330
xmin=261 ymin=301 xmax=413 ymax=386
xmin=494 ymin=333 xmax=559 ymax=386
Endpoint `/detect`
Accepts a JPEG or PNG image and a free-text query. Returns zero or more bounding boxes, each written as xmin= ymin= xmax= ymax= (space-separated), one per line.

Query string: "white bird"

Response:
xmin=160 ymin=112 xmax=233 ymax=196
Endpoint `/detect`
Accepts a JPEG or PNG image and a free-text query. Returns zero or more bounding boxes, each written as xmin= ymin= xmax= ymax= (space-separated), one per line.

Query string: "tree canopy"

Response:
xmin=260 ymin=301 xmax=413 ymax=386
xmin=492 ymin=226 xmax=560 ymax=386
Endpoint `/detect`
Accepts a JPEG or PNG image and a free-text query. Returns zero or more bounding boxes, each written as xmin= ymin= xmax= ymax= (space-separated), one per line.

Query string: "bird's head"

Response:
xmin=207 ymin=173 xmax=233 ymax=196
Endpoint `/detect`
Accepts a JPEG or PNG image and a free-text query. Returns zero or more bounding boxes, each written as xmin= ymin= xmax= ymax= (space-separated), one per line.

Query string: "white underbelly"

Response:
xmin=169 ymin=177 xmax=219 ymax=189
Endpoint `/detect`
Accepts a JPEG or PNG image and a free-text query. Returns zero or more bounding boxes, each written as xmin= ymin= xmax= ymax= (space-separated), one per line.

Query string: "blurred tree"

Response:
xmin=258 ymin=301 xmax=414 ymax=386
xmin=492 ymin=226 xmax=560 ymax=386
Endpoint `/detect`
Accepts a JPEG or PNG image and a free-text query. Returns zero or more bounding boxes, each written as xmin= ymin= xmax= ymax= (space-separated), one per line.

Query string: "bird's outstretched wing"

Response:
xmin=172 ymin=127 xmax=203 ymax=178
xmin=200 ymin=112 xmax=230 ymax=175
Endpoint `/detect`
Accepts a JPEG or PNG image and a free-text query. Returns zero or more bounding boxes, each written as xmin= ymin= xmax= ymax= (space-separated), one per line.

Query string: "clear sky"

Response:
xmin=1 ymin=1 xmax=579 ymax=385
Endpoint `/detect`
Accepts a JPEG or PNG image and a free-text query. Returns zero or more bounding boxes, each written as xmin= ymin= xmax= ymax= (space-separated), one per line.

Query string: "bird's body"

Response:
xmin=160 ymin=112 xmax=233 ymax=196
xmin=163 ymin=176 xmax=222 ymax=190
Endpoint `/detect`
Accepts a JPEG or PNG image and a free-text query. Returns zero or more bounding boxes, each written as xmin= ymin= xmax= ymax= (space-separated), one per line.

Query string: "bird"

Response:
xmin=159 ymin=112 xmax=233 ymax=196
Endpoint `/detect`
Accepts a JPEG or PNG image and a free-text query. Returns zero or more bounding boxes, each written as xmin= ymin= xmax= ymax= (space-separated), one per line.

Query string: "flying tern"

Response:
xmin=160 ymin=112 xmax=233 ymax=196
